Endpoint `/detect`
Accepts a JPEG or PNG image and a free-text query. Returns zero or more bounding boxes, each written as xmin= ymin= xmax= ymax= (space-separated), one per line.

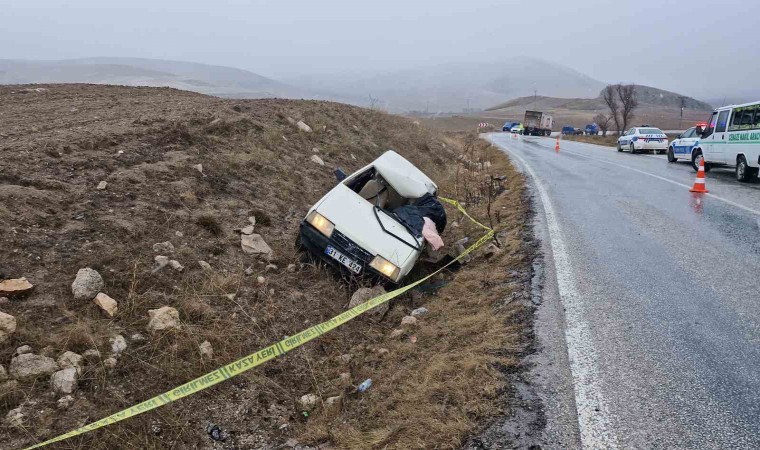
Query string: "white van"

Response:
xmin=694 ymin=102 xmax=760 ymax=182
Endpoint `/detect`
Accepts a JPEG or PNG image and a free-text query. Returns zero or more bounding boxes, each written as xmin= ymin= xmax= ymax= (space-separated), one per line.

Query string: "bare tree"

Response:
xmin=602 ymin=85 xmax=621 ymax=135
xmin=616 ymin=84 xmax=638 ymax=134
xmin=593 ymin=113 xmax=612 ymax=136
xmin=368 ymin=94 xmax=379 ymax=110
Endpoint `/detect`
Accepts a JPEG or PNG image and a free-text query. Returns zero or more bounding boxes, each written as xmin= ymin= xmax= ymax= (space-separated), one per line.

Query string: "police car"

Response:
xmin=667 ymin=125 xmax=702 ymax=163
xmin=617 ymin=126 xmax=668 ymax=154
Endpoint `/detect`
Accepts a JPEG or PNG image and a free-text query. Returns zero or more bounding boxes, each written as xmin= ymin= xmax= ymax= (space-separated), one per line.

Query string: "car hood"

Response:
xmin=312 ymin=184 xmax=421 ymax=268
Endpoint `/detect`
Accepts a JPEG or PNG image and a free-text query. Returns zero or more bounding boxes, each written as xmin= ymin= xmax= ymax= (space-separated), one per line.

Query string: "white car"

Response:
xmin=617 ymin=126 xmax=668 ymax=154
xmin=667 ymin=126 xmax=700 ymax=163
xmin=298 ymin=150 xmax=444 ymax=284
xmin=693 ymin=102 xmax=760 ymax=181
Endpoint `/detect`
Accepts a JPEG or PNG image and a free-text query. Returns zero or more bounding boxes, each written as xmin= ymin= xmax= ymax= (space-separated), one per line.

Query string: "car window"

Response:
xmin=627 ymin=129 xmax=635 ymax=135
xmin=682 ymin=128 xmax=694 ymax=138
xmin=639 ymin=128 xmax=663 ymax=134
xmin=754 ymin=109 xmax=760 ymax=128
xmin=743 ymin=107 xmax=757 ymax=127
xmin=716 ymin=110 xmax=730 ymax=133
xmin=729 ymin=109 xmax=743 ymax=131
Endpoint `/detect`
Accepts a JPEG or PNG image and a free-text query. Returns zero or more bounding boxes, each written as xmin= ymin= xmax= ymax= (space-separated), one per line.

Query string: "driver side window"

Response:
xmin=628 ymin=129 xmax=635 ymax=135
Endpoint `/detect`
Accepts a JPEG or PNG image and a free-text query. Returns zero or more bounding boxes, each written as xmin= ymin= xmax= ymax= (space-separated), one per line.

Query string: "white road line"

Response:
xmin=493 ymin=139 xmax=619 ymax=449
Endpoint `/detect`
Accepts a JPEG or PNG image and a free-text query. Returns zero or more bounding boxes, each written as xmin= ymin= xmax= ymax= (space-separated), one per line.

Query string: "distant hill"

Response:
xmin=0 ymin=58 xmax=312 ymax=99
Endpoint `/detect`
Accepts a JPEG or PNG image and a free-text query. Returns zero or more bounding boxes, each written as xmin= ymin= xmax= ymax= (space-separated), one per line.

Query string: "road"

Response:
xmin=487 ymin=134 xmax=760 ymax=449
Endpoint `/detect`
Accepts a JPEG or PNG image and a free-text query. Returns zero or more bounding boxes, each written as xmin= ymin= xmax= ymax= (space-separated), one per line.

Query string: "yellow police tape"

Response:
xmin=22 ymin=197 xmax=493 ymax=450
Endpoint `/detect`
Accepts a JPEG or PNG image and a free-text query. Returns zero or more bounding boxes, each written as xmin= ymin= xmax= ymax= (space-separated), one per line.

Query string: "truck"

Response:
xmin=584 ymin=123 xmax=599 ymax=135
xmin=523 ymin=110 xmax=553 ymax=136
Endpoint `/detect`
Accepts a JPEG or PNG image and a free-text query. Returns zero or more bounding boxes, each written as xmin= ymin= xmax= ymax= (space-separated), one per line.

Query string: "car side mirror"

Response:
xmin=676 ymin=134 xmax=681 ymax=139
xmin=334 ymin=168 xmax=347 ymax=182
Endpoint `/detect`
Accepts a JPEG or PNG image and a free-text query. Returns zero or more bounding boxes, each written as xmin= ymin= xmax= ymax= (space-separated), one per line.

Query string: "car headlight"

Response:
xmin=306 ymin=211 xmax=334 ymax=238
xmin=369 ymin=255 xmax=400 ymax=281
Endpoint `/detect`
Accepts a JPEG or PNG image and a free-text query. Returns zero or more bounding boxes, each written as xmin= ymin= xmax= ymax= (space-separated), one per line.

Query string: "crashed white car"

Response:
xmin=298 ymin=150 xmax=445 ymax=284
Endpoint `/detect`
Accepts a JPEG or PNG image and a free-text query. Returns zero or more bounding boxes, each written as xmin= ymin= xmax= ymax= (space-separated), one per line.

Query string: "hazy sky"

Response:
xmin=3 ymin=0 xmax=759 ymax=99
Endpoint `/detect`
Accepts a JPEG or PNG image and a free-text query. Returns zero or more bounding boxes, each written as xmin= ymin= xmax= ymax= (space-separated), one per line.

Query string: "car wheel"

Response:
xmin=736 ymin=156 xmax=750 ymax=182
xmin=629 ymin=143 xmax=637 ymax=154
xmin=691 ymin=150 xmax=709 ymax=172
xmin=667 ymin=147 xmax=677 ymax=162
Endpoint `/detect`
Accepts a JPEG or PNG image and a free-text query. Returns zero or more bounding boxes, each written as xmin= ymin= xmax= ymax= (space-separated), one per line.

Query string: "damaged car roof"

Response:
xmin=374 ymin=150 xmax=437 ymax=198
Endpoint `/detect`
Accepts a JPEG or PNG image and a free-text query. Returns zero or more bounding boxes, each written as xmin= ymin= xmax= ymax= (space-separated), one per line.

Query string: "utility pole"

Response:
xmin=679 ymin=96 xmax=685 ymax=130
xmin=534 ymin=89 xmax=537 ymax=104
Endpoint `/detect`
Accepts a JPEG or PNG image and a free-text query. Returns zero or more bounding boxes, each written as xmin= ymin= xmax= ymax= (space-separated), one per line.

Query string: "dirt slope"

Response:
xmin=0 ymin=84 xmax=534 ymax=449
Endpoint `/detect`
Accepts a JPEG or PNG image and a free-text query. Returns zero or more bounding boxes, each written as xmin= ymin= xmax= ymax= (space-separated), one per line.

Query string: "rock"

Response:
xmin=14 ymin=345 xmax=32 ymax=356
xmin=147 ymin=306 xmax=181 ymax=332
xmin=376 ymin=348 xmax=390 ymax=357
xmin=351 ymin=154 xmax=357 ymax=160
xmin=94 ymin=292 xmax=118 ymax=317
xmin=285 ymin=438 xmax=299 ymax=448
xmin=310 ymin=155 xmax=325 ymax=166
xmin=481 ymin=242 xmax=502 ymax=258
xmin=153 ymin=255 xmax=170 ymax=272
xmin=400 ymin=316 xmax=418 ymax=327
xmin=96 ymin=181 xmax=107 ymax=190
xmin=337 ymin=372 xmax=351 ymax=388
xmin=152 ymin=241 xmax=175 ymax=254
xmin=348 ymin=286 xmax=388 ymax=321
xmin=287 ymin=264 xmax=296 ymax=272
xmin=286 ymin=116 xmax=297 ymax=125
xmin=244 ymin=267 xmax=254 ymax=276
xmin=175 ymin=231 xmax=184 ymax=237
xmin=0 ymin=278 xmax=34 ymax=297
xmin=103 ymin=357 xmax=118 ymax=369
xmin=241 ymin=234 xmax=273 ymax=259
xmin=0 ymin=311 xmax=16 ymax=344
xmin=169 ymin=260 xmax=184 ymax=272
xmin=9 ymin=353 xmax=59 ymax=381
xmin=240 ymin=225 xmax=255 ymax=235
xmin=410 ymin=307 xmax=429 ymax=318
xmin=193 ymin=163 xmax=203 ymax=173
xmin=51 ymin=368 xmax=78 ymax=394
xmin=389 ymin=329 xmax=404 ymax=339
xmin=257 ymin=276 xmax=266 ymax=285
xmin=198 ymin=261 xmax=212 ymax=271
xmin=312 ymin=147 xmax=320 ymax=153
xmin=71 ymin=268 xmax=104 ymax=301
xmin=5 ymin=407 xmax=24 ymax=427
xmin=129 ymin=333 xmax=146 ymax=343
xmin=298 ymin=393 xmax=319 ymax=411
xmin=57 ymin=395 xmax=75 ymax=409
xmin=57 ymin=351 xmax=84 ymax=375
xmin=324 ymin=395 xmax=342 ymax=414
xmin=296 ymin=120 xmax=313 ymax=132
xmin=0 ymin=365 xmax=6 ymax=381
xmin=0 ymin=297 xmax=8 ymax=305
xmin=265 ymin=264 xmax=278 ymax=272
xmin=248 ymin=216 xmax=257 ymax=225
xmin=199 ymin=341 xmax=213 ymax=359
xmin=82 ymin=349 xmax=101 ymax=363
xmin=110 ymin=335 xmax=127 ymax=355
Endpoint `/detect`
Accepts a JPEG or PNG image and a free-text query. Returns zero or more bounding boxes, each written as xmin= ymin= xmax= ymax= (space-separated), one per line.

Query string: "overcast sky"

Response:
xmin=2 ymin=0 xmax=758 ymax=99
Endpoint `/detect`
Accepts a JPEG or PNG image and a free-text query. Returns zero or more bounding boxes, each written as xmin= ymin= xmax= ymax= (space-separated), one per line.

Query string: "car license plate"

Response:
xmin=325 ymin=246 xmax=362 ymax=274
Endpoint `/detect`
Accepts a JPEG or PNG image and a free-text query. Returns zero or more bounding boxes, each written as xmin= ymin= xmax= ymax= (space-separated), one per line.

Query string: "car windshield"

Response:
xmin=639 ymin=128 xmax=663 ymax=134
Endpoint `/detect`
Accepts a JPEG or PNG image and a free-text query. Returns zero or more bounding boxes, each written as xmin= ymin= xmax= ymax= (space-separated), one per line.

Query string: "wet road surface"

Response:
xmin=487 ymin=134 xmax=760 ymax=449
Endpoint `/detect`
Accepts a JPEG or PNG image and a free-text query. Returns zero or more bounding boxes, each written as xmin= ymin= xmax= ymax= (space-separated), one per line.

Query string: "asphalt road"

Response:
xmin=487 ymin=134 xmax=760 ymax=449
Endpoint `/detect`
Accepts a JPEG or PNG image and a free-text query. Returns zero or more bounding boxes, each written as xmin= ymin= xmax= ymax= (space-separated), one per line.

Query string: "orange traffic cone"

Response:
xmin=689 ymin=159 xmax=709 ymax=193
xmin=555 ymin=136 xmax=560 ymax=152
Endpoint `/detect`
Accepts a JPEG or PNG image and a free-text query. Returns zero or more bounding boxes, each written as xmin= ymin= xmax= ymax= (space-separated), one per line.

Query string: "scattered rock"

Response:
xmin=82 ymin=349 xmax=101 ymax=363
xmin=9 ymin=353 xmax=59 ymax=381
xmin=287 ymin=264 xmax=297 ymax=272
xmin=130 ymin=333 xmax=146 ymax=343
xmin=57 ymin=351 xmax=84 ymax=375
xmin=51 ymin=368 xmax=78 ymax=394
xmin=481 ymin=242 xmax=502 ymax=258
xmin=0 ymin=278 xmax=34 ymax=297
xmin=286 ymin=117 xmax=297 ymax=125
xmin=199 ymin=341 xmax=213 ymax=360
xmin=348 ymin=286 xmax=388 ymax=321
xmin=241 ymin=234 xmax=273 ymax=259
xmin=153 ymin=255 xmax=170 ymax=272
xmin=198 ymin=261 xmax=212 ymax=271
xmin=110 ymin=335 xmax=128 ymax=355
xmin=400 ymin=316 xmax=418 ymax=327
xmin=265 ymin=264 xmax=278 ymax=272
xmin=5 ymin=407 xmax=24 ymax=427
xmin=240 ymin=225 xmax=255 ymax=235
xmin=147 ymin=306 xmax=181 ymax=332
xmin=175 ymin=231 xmax=184 ymax=237
xmin=376 ymin=348 xmax=390 ymax=357
xmin=312 ymin=147 xmax=320 ymax=153
xmin=94 ymin=292 xmax=118 ymax=317
xmin=389 ymin=329 xmax=404 ymax=339
xmin=71 ymin=268 xmax=104 ymax=301
xmin=285 ymin=438 xmax=299 ymax=448
xmin=257 ymin=276 xmax=266 ymax=285
xmin=310 ymin=155 xmax=325 ymax=166
xmin=103 ymin=357 xmax=118 ymax=370
xmin=0 ymin=365 xmax=6 ymax=382
xmin=248 ymin=216 xmax=257 ymax=225
xmin=324 ymin=395 xmax=342 ymax=414
xmin=152 ymin=241 xmax=175 ymax=254
xmin=169 ymin=260 xmax=184 ymax=272
xmin=14 ymin=345 xmax=32 ymax=356
xmin=0 ymin=311 xmax=16 ymax=344
xmin=410 ymin=307 xmax=429 ymax=318
xmin=57 ymin=395 xmax=75 ymax=409
xmin=244 ymin=267 xmax=254 ymax=276
xmin=296 ymin=120 xmax=313 ymax=133
xmin=193 ymin=164 xmax=203 ymax=173
xmin=96 ymin=181 xmax=107 ymax=190
xmin=299 ymin=393 xmax=319 ymax=411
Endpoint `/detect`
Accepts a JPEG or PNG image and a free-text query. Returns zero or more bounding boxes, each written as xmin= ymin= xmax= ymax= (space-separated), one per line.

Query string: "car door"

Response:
xmin=707 ymin=109 xmax=730 ymax=164
xmin=700 ymin=111 xmax=720 ymax=163
xmin=676 ymin=128 xmax=696 ymax=156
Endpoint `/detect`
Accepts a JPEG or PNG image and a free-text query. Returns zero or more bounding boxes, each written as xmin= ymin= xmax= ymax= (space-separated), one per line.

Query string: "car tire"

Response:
xmin=667 ymin=147 xmax=677 ymax=162
xmin=629 ymin=143 xmax=637 ymax=154
xmin=691 ymin=149 xmax=710 ymax=172
xmin=736 ymin=156 xmax=751 ymax=182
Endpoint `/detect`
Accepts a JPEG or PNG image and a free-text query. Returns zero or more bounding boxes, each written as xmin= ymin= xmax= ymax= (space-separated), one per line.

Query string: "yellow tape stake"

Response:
xmin=22 ymin=198 xmax=493 ymax=450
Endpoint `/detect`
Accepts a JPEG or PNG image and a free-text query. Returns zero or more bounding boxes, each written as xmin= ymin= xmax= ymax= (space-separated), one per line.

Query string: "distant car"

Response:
xmin=510 ymin=124 xmax=524 ymax=134
xmin=502 ymin=121 xmax=519 ymax=132
xmin=298 ymin=150 xmax=445 ymax=285
xmin=573 ymin=127 xmax=584 ymax=135
xmin=667 ymin=127 xmax=700 ymax=163
xmin=617 ymin=126 xmax=668 ymax=154
xmin=584 ymin=123 xmax=599 ymax=135
xmin=561 ymin=126 xmax=575 ymax=135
